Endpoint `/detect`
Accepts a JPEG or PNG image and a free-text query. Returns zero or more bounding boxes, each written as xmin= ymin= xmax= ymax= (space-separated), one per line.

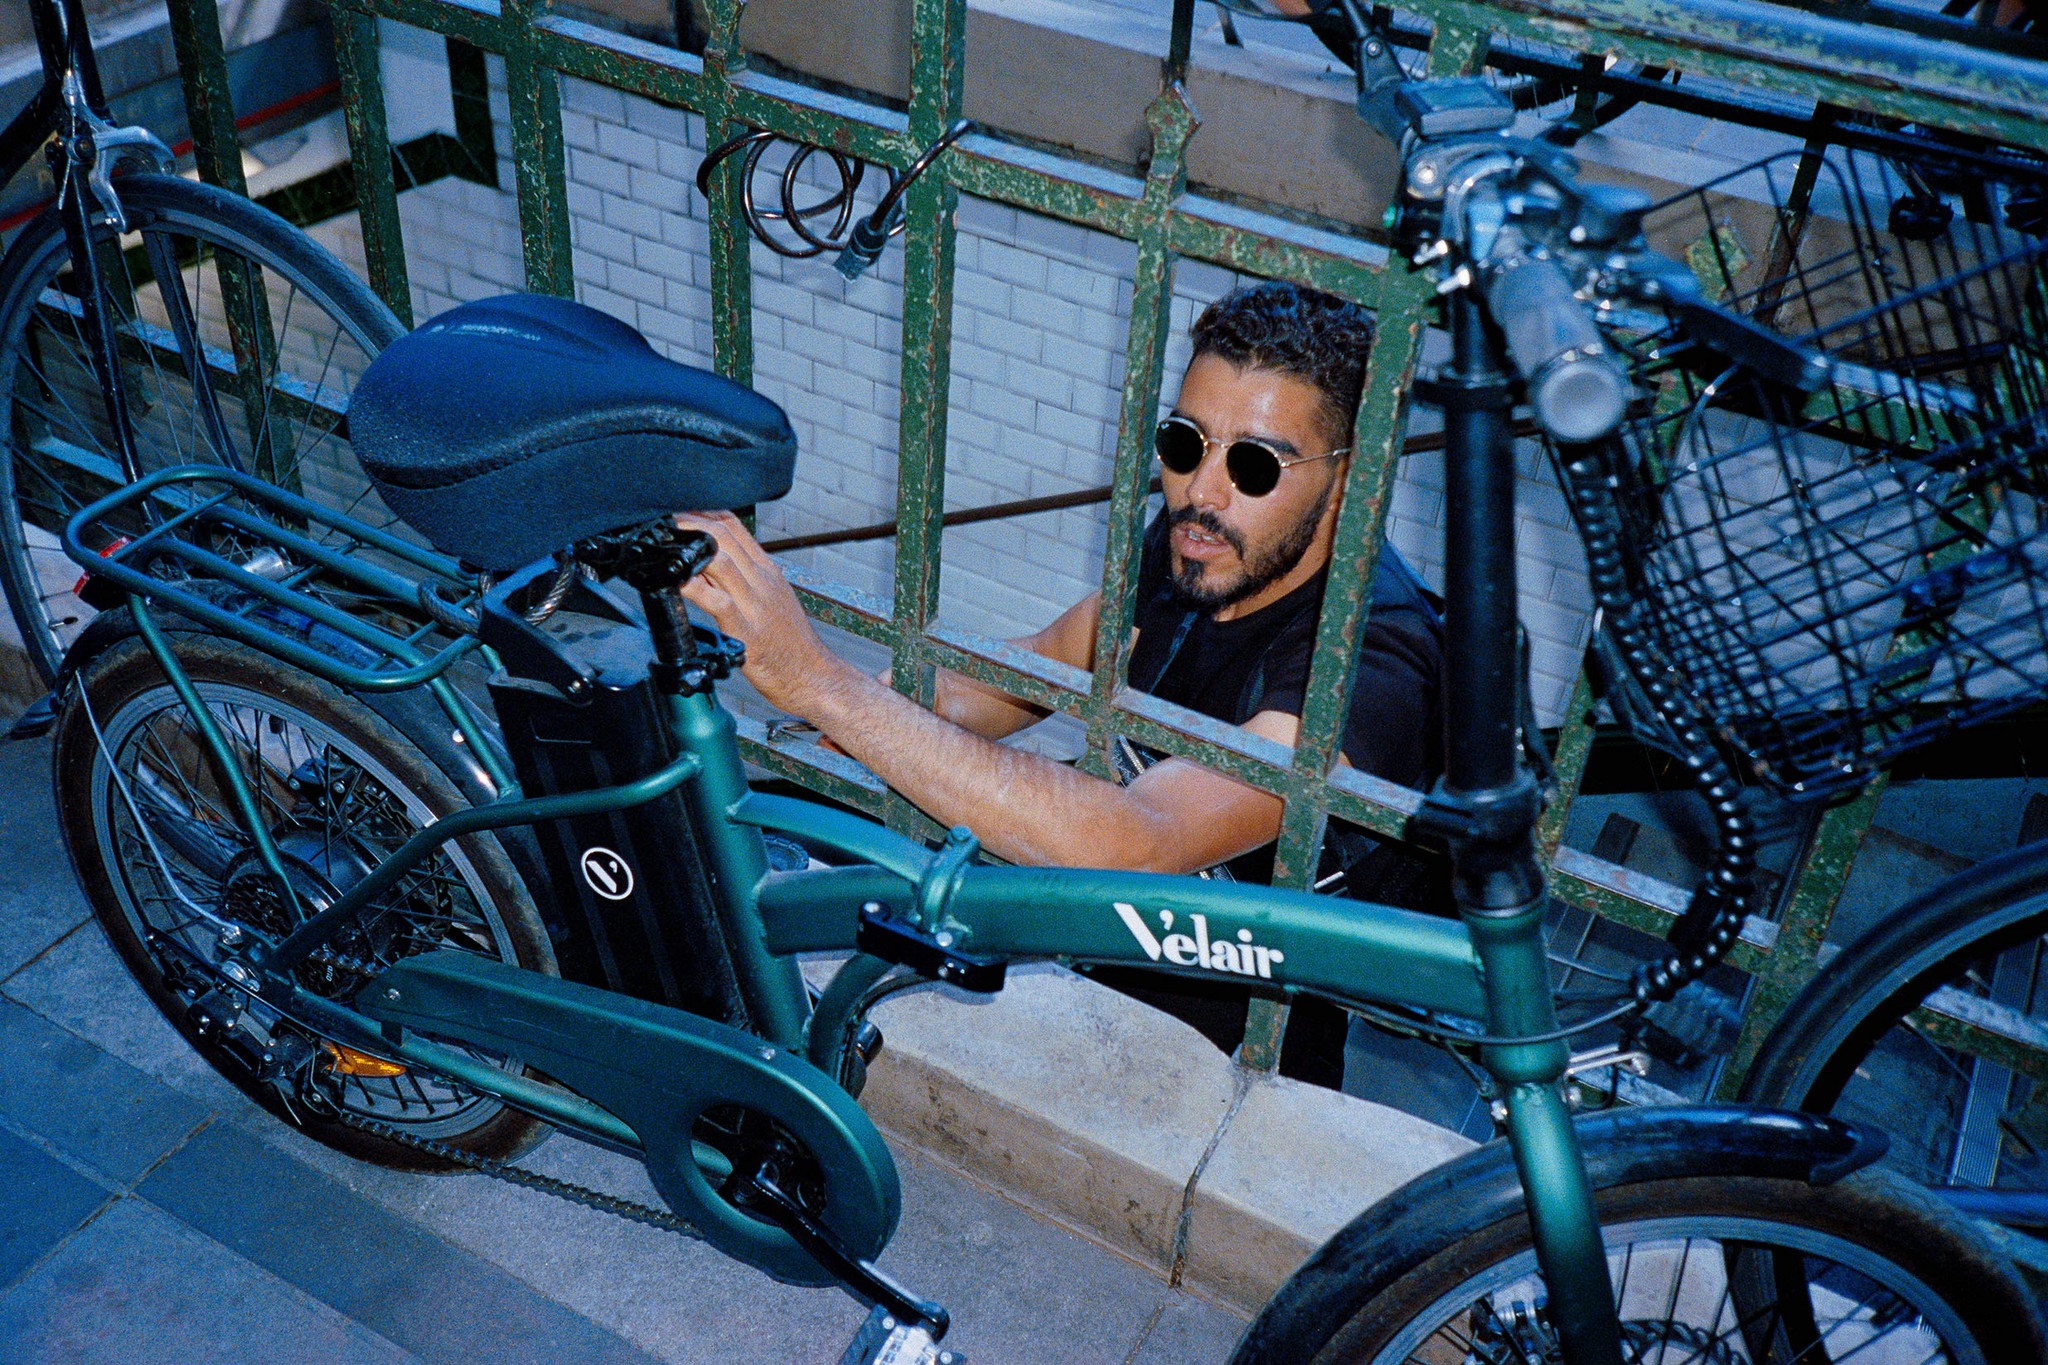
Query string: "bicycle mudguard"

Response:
xmin=1228 ymin=1105 xmax=1884 ymax=1358
xmin=52 ymin=601 xmax=504 ymax=794
xmin=49 ymin=603 xmax=554 ymax=906
xmin=358 ymin=949 xmax=900 ymax=1286
xmin=1234 ymin=1105 xmax=1888 ymax=1361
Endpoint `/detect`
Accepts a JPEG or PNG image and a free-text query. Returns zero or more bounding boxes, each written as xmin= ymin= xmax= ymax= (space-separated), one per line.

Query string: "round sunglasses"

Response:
xmin=1153 ymin=414 xmax=1349 ymax=497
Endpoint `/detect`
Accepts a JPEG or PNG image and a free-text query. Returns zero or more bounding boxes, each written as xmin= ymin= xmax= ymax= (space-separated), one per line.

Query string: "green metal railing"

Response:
xmin=167 ymin=0 xmax=2048 ymax=1077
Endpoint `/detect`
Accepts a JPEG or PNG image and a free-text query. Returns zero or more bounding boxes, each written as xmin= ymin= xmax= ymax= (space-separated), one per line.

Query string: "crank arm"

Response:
xmin=737 ymin=1162 xmax=949 ymax=1339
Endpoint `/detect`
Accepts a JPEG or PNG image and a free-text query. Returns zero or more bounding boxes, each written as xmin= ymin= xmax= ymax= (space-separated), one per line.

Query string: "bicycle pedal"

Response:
xmin=839 ymin=1306 xmax=963 ymax=1365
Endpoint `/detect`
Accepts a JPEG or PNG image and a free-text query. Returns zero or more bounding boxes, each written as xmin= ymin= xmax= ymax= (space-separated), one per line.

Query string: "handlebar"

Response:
xmin=1482 ymin=254 xmax=1632 ymax=444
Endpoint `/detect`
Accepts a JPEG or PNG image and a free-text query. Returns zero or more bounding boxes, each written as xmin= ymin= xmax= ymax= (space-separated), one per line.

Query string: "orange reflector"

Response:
xmin=322 ymin=1042 xmax=407 ymax=1077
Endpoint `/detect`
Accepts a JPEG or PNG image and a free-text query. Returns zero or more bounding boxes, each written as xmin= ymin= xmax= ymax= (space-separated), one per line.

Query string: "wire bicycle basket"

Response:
xmin=1583 ymin=143 xmax=2048 ymax=799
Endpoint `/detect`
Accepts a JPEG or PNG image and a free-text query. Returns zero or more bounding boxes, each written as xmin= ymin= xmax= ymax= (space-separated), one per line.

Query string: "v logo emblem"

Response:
xmin=1113 ymin=902 xmax=1162 ymax=961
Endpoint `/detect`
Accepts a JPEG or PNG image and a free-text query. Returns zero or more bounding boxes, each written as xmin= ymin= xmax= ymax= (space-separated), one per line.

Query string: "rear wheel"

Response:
xmin=0 ymin=174 xmax=406 ymax=683
xmin=53 ymin=632 xmax=553 ymax=1170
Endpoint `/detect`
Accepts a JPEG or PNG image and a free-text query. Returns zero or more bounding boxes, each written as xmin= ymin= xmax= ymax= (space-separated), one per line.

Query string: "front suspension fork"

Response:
xmin=1420 ymin=291 xmax=1622 ymax=1365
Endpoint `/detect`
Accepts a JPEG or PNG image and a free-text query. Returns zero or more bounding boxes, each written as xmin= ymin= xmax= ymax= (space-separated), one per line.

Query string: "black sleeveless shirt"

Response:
xmin=1124 ymin=513 xmax=1447 ymax=898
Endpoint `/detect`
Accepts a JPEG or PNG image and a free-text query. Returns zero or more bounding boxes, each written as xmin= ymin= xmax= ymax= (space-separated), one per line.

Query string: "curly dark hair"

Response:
xmin=1189 ymin=282 xmax=1377 ymax=443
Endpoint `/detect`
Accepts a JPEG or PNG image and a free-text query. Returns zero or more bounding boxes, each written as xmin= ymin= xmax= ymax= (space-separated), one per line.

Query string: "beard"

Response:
xmin=1167 ymin=483 xmax=1332 ymax=612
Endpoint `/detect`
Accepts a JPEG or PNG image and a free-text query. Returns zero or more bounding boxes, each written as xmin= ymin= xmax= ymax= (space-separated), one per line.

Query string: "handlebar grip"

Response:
xmin=1484 ymin=255 xmax=1631 ymax=444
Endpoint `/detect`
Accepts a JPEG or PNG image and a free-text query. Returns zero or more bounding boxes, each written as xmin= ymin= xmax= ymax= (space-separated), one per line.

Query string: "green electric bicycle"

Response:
xmin=19 ymin=0 xmax=2048 ymax=1359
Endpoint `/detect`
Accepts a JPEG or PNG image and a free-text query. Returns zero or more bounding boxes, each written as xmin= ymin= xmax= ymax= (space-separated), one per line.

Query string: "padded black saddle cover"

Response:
xmin=349 ymin=294 xmax=796 ymax=571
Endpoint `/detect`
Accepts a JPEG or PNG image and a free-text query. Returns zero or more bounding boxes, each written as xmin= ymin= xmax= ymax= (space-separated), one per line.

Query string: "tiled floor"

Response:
xmin=0 ymin=734 xmax=1246 ymax=1364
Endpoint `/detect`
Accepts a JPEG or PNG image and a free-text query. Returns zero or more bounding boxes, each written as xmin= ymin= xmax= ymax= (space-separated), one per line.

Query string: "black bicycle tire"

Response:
xmin=1739 ymin=839 xmax=2048 ymax=1180
xmin=51 ymin=629 xmax=557 ymax=1172
xmin=1233 ymin=1165 xmax=2040 ymax=1363
xmin=0 ymin=173 xmax=405 ymax=685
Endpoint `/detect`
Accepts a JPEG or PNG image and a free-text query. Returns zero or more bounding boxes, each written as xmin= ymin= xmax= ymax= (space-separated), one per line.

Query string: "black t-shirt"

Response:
xmin=1124 ymin=513 xmax=1446 ymax=896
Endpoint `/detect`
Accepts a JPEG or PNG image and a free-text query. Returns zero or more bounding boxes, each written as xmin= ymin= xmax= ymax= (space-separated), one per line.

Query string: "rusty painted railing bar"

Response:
xmin=1429 ymin=0 xmax=2048 ymax=152
xmin=1236 ymin=15 xmax=1498 ymax=1071
xmin=499 ymin=0 xmax=573 ymax=296
xmin=876 ymin=0 xmax=966 ymax=843
xmin=1536 ymin=671 xmax=1599 ymax=862
xmin=1085 ymin=80 xmax=1197 ymax=787
xmin=332 ymin=7 xmax=413 ymax=326
xmin=330 ymin=0 xmax=496 ymax=48
xmin=759 ymin=478 xmax=1165 ymax=555
xmin=923 ymin=630 xmax=1095 ymax=718
xmin=169 ymin=0 xmax=252 ymax=196
xmin=1550 ymin=851 xmax=1777 ymax=978
xmin=946 ymin=144 xmax=1143 ymax=241
xmin=701 ymin=0 xmax=755 ymax=385
xmin=782 ymin=567 xmax=895 ymax=646
xmin=1718 ymin=783 xmax=1887 ymax=1093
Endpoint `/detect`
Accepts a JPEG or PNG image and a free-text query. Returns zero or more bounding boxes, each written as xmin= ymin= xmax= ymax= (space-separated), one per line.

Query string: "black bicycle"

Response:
xmin=0 ymin=0 xmax=408 ymax=686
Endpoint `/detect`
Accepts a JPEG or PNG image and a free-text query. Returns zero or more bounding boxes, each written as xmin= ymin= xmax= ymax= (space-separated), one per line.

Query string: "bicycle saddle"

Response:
xmin=349 ymin=294 xmax=796 ymax=571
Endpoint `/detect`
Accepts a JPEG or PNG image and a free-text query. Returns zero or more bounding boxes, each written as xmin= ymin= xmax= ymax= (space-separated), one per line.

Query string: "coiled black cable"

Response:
xmin=1559 ymin=443 xmax=1756 ymax=1008
xmin=694 ymin=120 xmax=973 ymax=276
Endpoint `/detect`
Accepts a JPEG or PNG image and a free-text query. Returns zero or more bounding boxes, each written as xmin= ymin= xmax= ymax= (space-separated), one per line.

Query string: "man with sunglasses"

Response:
xmin=679 ymin=281 xmax=1444 ymax=1087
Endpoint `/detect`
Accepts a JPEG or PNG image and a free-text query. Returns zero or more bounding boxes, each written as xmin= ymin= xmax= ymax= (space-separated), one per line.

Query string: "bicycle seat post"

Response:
xmin=642 ymin=586 xmax=699 ymax=694
xmin=571 ymin=521 xmax=724 ymax=694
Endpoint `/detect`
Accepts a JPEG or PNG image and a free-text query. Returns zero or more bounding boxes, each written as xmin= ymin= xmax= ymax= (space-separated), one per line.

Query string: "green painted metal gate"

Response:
xmin=166 ymin=0 xmax=2048 ymax=1078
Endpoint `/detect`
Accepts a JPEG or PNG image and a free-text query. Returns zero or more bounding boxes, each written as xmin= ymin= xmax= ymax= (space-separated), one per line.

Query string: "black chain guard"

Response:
xmin=358 ymin=951 xmax=899 ymax=1285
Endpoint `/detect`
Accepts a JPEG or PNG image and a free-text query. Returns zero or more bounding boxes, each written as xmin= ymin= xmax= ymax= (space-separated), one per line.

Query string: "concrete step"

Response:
xmin=852 ymin=962 xmax=1474 ymax=1314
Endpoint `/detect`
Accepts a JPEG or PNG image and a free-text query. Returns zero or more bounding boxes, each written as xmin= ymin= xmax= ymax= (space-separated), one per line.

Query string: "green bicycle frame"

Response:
xmin=69 ymin=449 xmax=1609 ymax=1357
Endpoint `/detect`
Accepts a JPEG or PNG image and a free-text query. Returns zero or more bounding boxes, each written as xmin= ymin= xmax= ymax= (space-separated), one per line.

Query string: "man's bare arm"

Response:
xmin=918 ymin=593 xmax=1100 ymax=739
xmin=676 ymin=512 xmax=1282 ymax=869
xmin=801 ymin=665 xmax=1295 ymax=867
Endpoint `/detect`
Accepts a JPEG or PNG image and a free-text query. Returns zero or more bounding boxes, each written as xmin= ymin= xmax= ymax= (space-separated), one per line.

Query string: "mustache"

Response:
xmin=1167 ymin=504 xmax=1245 ymax=557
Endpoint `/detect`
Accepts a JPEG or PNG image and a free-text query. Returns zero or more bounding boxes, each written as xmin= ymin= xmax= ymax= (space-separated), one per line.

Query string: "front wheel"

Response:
xmin=1234 ymin=1166 xmax=2040 ymax=1363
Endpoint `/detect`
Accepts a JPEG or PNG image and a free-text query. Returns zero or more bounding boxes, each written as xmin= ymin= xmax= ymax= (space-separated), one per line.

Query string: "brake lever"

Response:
xmin=1630 ymin=256 xmax=1832 ymax=393
xmin=1328 ymin=0 xmax=1515 ymax=147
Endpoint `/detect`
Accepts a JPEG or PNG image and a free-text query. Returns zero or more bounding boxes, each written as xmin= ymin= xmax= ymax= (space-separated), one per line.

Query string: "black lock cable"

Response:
xmin=695 ymin=120 xmax=973 ymax=278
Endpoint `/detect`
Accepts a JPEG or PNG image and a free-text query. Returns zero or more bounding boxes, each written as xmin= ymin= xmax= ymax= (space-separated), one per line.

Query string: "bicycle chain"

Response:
xmin=331 ymin=1109 xmax=703 ymax=1242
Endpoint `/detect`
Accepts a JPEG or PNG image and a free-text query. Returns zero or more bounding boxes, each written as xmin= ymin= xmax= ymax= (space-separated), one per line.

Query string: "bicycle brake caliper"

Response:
xmin=59 ymin=71 xmax=174 ymax=232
